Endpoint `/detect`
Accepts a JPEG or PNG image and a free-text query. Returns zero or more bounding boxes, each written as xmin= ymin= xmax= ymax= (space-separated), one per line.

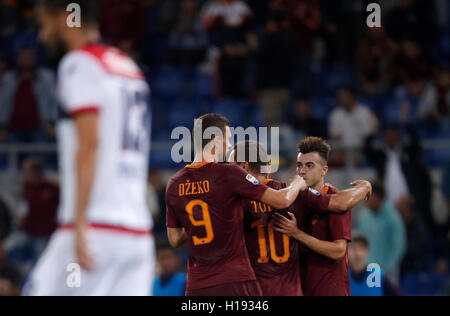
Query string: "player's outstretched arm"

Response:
xmin=273 ymin=212 xmax=347 ymax=261
xmin=74 ymin=112 xmax=99 ymax=271
xmin=260 ymin=175 xmax=308 ymax=209
xmin=167 ymin=227 xmax=188 ymax=248
xmin=328 ymin=180 xmax=372 ymax=213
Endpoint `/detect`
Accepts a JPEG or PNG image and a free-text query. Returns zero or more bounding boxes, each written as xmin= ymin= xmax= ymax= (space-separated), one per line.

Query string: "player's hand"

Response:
xmin=75 ymin=224 xmax=95 ymax=271
xmin=350 ymin=180 xmax=372 ymax=202
xmin=272 ymin=212 xmax=299 ymax=238
xmin=291 ymin=175 xmax=307 ymax=192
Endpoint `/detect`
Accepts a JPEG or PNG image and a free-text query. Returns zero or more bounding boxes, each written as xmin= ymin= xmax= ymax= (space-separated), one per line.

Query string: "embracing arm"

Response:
xmin=260 ymin=175 xmax=307 ymax=209
xmin=328 ymin=180 xmax=372 ymax=212
xmin=273 ymin=212 xmax=347 ymax=261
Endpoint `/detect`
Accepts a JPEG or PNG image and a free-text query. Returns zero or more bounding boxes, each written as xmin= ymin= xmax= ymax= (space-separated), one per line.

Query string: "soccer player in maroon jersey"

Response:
xmin=230 ymin=140 xmax=372 ymax=296
xmin=165 ymin=114 xmax=308 ymax=296
xmin=273 ymin=137 xmax=356 ymax=296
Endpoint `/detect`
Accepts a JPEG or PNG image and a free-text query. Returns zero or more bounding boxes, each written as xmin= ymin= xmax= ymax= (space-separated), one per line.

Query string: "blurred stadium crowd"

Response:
xmin=0 ymin=0 xmax=449 ymax=296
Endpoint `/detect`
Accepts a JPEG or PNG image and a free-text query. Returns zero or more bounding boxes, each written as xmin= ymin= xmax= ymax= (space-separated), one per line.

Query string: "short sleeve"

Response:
xmin=58 ymin=52 xmax=103 ymax=115
xmin=328 ymin=211 xmax=352 ymax=241
xmin=226 ymin=165 xmax=268 ymax=202
xmin=165 ymin=182 xmax=183 ymax=229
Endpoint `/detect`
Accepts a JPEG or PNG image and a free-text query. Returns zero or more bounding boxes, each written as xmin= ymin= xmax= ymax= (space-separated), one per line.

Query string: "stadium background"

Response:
xmin=0 ymin=0 xmax=449 ymax=296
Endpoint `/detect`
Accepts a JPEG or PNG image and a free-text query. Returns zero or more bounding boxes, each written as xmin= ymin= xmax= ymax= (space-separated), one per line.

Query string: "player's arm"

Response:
xmin=260 ymin=175 xmax=308 ymax=209
xmin=167 ymin=227 xmax=188 ymax=248
xmin=327 ymin=180 xmax=372 ymax=212
xmin=74 ymin=112 xmax=99 ymax=270
xmin=272 ymin=212 xmax=347 ymax=261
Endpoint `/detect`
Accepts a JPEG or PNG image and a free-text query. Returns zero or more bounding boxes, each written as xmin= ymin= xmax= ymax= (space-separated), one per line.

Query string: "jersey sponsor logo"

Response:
xmin=308 ymin=188 xmax=321 ymax=196
xmin=246 ymin=174 xmax=259 ymax=184
xmin=179 ymin=180 xmax=210 ymax=196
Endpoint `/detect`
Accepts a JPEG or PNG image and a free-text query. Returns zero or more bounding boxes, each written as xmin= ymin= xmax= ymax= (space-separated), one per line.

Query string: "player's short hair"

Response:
xmin=193 ymin=113 xmax=230 ymax=149
xmin=352 ymin=234 xmax=369 ymax=249
xmin=38 ymin=0 xmax=100 ymax=24
xmin=297 ymin=136 xmax=331 ymax=164
xmin=371 ymin=181 xmax=386 ymax=199
xmin=232 ymin=141 xmax=270 ymax=175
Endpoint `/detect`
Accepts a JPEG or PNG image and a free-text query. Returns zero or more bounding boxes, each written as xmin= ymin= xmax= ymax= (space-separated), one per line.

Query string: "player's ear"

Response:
xmin=322 ymin=165 xmax=329 ymax=177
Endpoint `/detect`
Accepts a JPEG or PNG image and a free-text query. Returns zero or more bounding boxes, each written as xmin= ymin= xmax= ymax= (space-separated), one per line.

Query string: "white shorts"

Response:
xmin=25 ymin=228 xmax=155 ymax=296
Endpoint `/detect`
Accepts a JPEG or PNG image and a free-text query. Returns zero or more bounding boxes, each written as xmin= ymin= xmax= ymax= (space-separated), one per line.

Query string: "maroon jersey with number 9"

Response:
xmin=166 ymin=162 xmax=269 ymax=291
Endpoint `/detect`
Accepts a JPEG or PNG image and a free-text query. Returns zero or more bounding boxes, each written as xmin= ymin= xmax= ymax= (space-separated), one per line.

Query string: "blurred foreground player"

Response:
xmin=27 ymin=0 xmax=154 ymax=296
xmin=166 ymin=114 xmax=308 ymax=296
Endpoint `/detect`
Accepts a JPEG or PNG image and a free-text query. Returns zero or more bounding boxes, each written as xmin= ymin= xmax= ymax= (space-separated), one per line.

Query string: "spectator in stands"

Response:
xmin=364 ymin=123 xmax=433 ymax=232
xmin=201 ymin=0 xmax=256 ymax=97
xmin=396 ymin=196 xmax=431 ymax=276
xmin=146 ymin=177 xmax=161 ymax=228
xmin=291 ymin=95 xmax=327 ymax=139
xmin=0 ymin=197 xmax=20 ymax=296
xmin=319 ymin=0 xmax=367 ymax=63
xmin=349 ymin=234 xmax=402 ymax=296
xmin=0 ymin=53 xmax=6 ymax=143
xmin=99 ymin=0 xmax=150 ymax=59
xmin=0 ymin=47 xmax=57 ymax=143
xmin=357 ymin=182 xmax=407 ymax=284
xmin=153 ymin=244 xmax=186 ymax=296
xmin=356 ymin=27 xmax=397 ymax=96
xmin=417 ymin=68 xmax=450 ymax=124
xmin=443 ymin=159 xmax=450 ymax=239
xmin=385 ymin=0 xmax=437 ymax=48
xmin=0 ymin=242 xmax=22 ymax=296
xmin=168 ymin=0 xmax=208 ymax=66
xmin=256 ymin=11 xmax=296 ymax=126
xmin=329 ymin=86 xmax=378 ymax=149
xmin=285 ymin=0 xmax=321 ymax=58
xmin=148 ymin=170 xmax=167 ymax=242
xmin=391 ymin=39 xmax=433 ymax=86
xmin=0 ymin=197 xmax=12 ymax=244
xmin=14 ymin=157 xmax=58 ymax=264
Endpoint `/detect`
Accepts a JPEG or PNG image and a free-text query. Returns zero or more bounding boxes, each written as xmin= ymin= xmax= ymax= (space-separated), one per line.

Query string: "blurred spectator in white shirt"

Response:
xmin=329 ymin=86 xmax=378 ymax=148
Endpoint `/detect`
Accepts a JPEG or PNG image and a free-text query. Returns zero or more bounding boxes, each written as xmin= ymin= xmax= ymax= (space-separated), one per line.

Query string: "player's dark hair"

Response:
xmin=371 ymin=181 xmax=386 ymax=199
xmin=193 ymin=113 xmax=230 ymax=149
xmin=352 ymin=234 xmax=369 ymax=249
xmin=232 ymin=141 xmax=270 ymax=175
xmin=39 ymin=0 xmax=100 ymax=25
xmin=297 ymin=137 xmax=331 ymax=164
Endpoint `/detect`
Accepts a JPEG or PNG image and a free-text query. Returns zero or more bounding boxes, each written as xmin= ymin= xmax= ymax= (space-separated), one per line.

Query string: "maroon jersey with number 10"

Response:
xmin=166 ymin=162 xmax=269 ymax=292
xmin=243 ymin=179 xmax=303 ymax=296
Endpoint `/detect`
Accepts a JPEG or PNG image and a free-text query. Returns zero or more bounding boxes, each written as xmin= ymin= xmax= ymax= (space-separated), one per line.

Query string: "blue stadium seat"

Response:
xmin=311 ymin=97 xmax=335 ymax=120
xmin=211 ymin=99 xmax=247 ymax=126
xmin=167 ymin=99 xmax=200 ymax=130
xmin=193 ymin=71 xmax=213 ymax=98
xmin=401 ymin=272 xmax=445 ymax=296
xmin=152 ymin=66 xmax=185 ymax=98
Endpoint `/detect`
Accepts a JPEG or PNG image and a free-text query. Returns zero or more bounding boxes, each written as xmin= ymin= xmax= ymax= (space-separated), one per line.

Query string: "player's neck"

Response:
xmin=311 ymin=179 xmax=325 ymax=193
xmin=192 ymin=151 xmax=217 ymax=165
xmin=66 ymin=28 xmax=101 ymax=51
